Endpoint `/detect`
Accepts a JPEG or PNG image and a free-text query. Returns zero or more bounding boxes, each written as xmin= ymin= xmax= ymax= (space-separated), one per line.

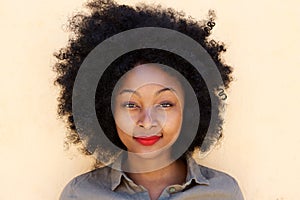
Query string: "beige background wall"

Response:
xmin=1 ymin=0 xmax=299 ymax=199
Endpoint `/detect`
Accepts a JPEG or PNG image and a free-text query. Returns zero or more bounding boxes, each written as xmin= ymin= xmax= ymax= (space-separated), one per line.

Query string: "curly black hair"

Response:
xmin=53 ymin=0 xmax=233 ymax=164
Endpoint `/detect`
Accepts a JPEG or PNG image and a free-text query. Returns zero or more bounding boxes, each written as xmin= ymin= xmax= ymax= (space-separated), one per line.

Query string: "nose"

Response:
xmin=137 ymin=107 xmax=158 ymax=129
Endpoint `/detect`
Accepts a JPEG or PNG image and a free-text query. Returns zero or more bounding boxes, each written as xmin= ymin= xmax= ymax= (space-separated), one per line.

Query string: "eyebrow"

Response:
xmin=155 ymin=87 xmax=176 ymax=95
xmin=119 ymin=87 xmax=176 ymax=97
xmin=119 ymin=89 xmax=141 ymax=97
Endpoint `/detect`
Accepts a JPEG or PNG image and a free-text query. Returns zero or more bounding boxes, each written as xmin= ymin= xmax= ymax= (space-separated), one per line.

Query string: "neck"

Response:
xmin=123 ymin=150 xmax=174 ymax=173
xmin=123 ymin=151 xmax=187 ymax=189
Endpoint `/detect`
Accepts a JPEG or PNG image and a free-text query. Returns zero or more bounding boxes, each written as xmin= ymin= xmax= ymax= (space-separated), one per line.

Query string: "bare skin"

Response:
xmin=125 ymin=158 xmax=187 ymax=200
xmin=114 ymin=64 xmax=187 ymax=199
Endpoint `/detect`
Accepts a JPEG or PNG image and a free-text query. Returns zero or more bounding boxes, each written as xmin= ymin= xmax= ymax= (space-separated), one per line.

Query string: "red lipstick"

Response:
xmin=134 ymin=135 xmax=161 ymax=146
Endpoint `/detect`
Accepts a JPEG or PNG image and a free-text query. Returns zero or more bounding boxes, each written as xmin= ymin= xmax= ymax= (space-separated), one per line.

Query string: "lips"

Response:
xmin=133 ymin=135 xmax=162 ymax=146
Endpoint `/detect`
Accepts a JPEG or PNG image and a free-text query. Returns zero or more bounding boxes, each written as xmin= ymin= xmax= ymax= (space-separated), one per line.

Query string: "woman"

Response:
xmin=54 ymin=0 xmax=244 ymax=199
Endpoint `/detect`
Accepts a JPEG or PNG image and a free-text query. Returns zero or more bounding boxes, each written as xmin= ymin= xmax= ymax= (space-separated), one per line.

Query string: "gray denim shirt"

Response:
xmin=59 ymin=155 xmax=244 ymax=200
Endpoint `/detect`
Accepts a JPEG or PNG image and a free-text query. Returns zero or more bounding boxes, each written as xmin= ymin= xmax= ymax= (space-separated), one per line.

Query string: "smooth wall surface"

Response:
xmin=1 ymin=0 xmax=299 ymax=199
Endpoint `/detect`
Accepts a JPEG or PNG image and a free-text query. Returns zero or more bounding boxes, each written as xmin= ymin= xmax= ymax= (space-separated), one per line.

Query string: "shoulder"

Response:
xmin=59 ymin=166 xmax=115 ymax=200
xmin=184 ymin=156 xmax=244 ymax=199
xmin=199 ymin=164 xmax=239 ymax=185
xmin=198 ymin=164 xmax=244 ymax=200
xmin=67 ymin=166 xmax=112 ymax=188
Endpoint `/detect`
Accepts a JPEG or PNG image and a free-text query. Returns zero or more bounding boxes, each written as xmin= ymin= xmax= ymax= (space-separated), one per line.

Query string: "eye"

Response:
xmin=158 ymin=102 xmax=174 ymax=108
xmin=122 ymin=102 xmax=140 ymax=109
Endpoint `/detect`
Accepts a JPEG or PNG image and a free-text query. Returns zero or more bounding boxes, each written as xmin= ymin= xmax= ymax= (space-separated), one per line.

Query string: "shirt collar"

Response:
xmin=110 ymin=152 xmax=209 ymax=191
xmin=185 ymin=155 xmax=210 ymax=185
xmin=110 ymin=151 xmax=129 ymax=191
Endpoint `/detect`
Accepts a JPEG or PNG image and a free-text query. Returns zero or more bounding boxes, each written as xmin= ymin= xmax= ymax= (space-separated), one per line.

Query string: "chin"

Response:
xmin=129 ymin=145 xmax=172 ymax=160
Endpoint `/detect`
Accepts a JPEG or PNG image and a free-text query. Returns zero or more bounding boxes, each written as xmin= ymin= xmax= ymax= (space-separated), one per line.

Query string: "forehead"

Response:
xmin=118 ymin=64 xmax=183 ymax=92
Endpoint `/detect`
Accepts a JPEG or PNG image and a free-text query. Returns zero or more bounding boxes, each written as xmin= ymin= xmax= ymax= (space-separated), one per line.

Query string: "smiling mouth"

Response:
xmin=133 ymin=135 xmax=162 ymax=146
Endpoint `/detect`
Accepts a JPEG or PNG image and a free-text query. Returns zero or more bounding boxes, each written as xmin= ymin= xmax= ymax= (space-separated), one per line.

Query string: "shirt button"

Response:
xmin=168 ymin=187 xmax=176 ymax=193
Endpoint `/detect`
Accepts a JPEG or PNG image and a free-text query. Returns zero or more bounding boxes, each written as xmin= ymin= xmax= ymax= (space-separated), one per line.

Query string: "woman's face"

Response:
xmin=113 ymin=64 xmax=184 ymax=156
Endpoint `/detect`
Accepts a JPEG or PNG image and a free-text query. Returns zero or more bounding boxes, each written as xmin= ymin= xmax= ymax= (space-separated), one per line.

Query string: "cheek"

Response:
xmin=163 ymin=109 xmax=183 ymax=135
xmin=116 ymin=126 xmax=133 ymax=150
xmin=116 ymin=126 xmax=129 ymax=140
xmin=114 ymin=108 xmax=136 ymax=137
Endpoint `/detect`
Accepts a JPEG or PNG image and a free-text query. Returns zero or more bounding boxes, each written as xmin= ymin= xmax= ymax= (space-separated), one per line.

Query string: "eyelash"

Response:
xmin=122 ymin=102 xmax=140 ymax=109
xmin=121 ymin=102 xmax=174 ymax=109
xmin=157 ymin=102 xmax=174 ymax=108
